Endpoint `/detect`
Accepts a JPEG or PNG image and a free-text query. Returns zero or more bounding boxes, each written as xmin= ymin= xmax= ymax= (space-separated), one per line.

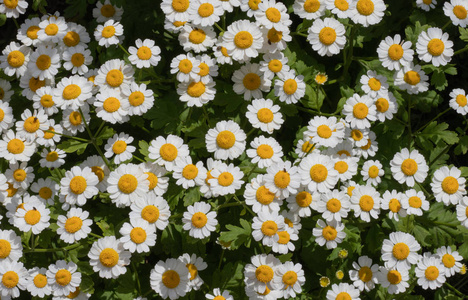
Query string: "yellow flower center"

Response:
xmin=218 ymin=172 xmax=234 ymax=186
xmin=0 ymin=240 xmax=11 ymax=259
xmin=191 ymin=212 xmax=208 ymax=228
xmin=256 ymin=186 xmax=275 ymax=205
xmin=356 ymin=0 xmax=374 ymax=16
xmin=145 ymin=172 xmax=158 ymax=190
xmin=388 ymin=198 xmax=401 ymax=213
xmin=216 ymin=130 xmax=236 ymax=149
xmin=388 ymin=44 xmax=404 ymax=61
xmin=102 ymin=26 xmax=116 ymax=38
xmin=118 ymin=174 xmax=138 ymax=194
xmin=442 ymin=254 xmax=456 ymax=268
xmin=353 ymin=103 xmax=369 ymax=119
xmin=2 ymin=271 xmax=19 ymax=288
xmin=25 ymin=209 xmax=41 ymax=225
xmin=234 ymin=31 xmax=253 ymax=49
xmin=257 ymin=108 xmax=274 ymax=123
xmin=112 ymin=140 xmax=127 ymax=154
xmin=392 ymin=243 xmax=410 ymax=260
xmin=427 ymin=38 xmax=444 ymax=56
xmin=359 ymin=195 xmax=374 ymax=212
xmin=65 ymin=216 xmax=83 ymax=233
xmin=7 ymin=138 xmax=25 ymax=154
xmin=23 ymin=116 xmax=40 ymax=133
xmin=302 ymin=141 xmax=315 ymax=153
xmin=248 ymin=0 xmax=261 ymax=10
xmin=319 ymin=27 xmax=337 ymax=45
xmin=456 ymin=94 xmax=468 ymax=107
xmin=265 ymin=7 xmax=281 ymax=23
xmin=172 ymin=0 xmax=189 ymax=12
xmin=67 ymin=287 xmax=81 ymax=298
xmin=198 ymin=63 xmax=210 ymax=76
xmin=103 ymin=97 xmax=121 ymax=113
xmin=337 ymin=150 xmax=350 ymax=156
xmin=376 ymin=98 xmax=389 ymax=112
xmin=317 ymin=124 xmax=332 ymax=138
xmin=255 ymin=265 xmax=274 ymax=283
xmin=130 ymin=227 xmax=147 ymax=244
xmin=178 ymin=59 xmax=193 ymax=74
xmin=162 ymin=270 xmax=180 ymax=288
xmin=46 ymin=151 xmax=59 ymax=162
xmin=141 ymin=205 xmax=159 ymax=223
xmin=368 ymin=78 xmax=381 ymax=91
xmin=213 ymin=296 xmax=226 ymax=300
xmin=283 ymin=79 xmax=298 ymax=95
xmin=220 ymin=47 xmax=229 ymax=57
xmin=29 ymin=77 xmax=45 ymax=92
xmin=296 ymin=191 xmax=312 ymax=207
xmin=63 ymin=31 xmax=80 ymax=47
xmin=45 ymin=23 xmax=59 ymax=36
xmin=334 ymin=0 xmax=349 ymax=11
xmin=256 ymin=144 xmax=274 ymax=159
xmin=327 ymin=198 xmax=342 ymax=213
xmin=33 ymin=274 xmax=47 ymax=288
xmin=7 ymin=50 xmax=25 ymax=68
xmin=69 ymin=111 xmax=82 ymax=126
xmin=334 ymin=161 xmax=349 ymax=174
xmin=182 ymin=164 xmax=199 ymax=180
xmin=136 ymin=46 xmax=152 ymax=61
xmin=282 ymin=270 xmax=297 ymax=286
xmin=359 ymin=266 xmax=373 ymax=282
xmin=368 ymin=165 xmax=379 ymax=178
xmin=101 ymin=4 xmax=116 ymax=17
xmin=387 ymin=270 xmax=402 ymax=284
xmin=198 ymin=3 xmax=214 ymax=17
xmin=187 ymin=263 xmax=198 ymax=280
xmin=322 ymin=225 xmax=337 ymax=241
xmin=404 ymin=70 xmax=421 ymax=85
xmin=310 ymin=164 xmax=328 ymax=183
xmin=351 ymin=129 xmax=363 ymax=141
xmin=71 ymin=53 xmax=85 ymax=67
xmin=319 ymin=276 xmax=330 ymax=287
xmin=70 ymin=176 xmax=87 ymax=195
xmin=159 ymin=143 xmax=178 ymax=161
xmin=401 ymin=158 xmax=418 ymax=176
xmin=423 ymin=0 xmax=432 ymax=4
xmin=99 ymin=248 xmax=119 ymax=267
xmin=268 ymin=59 xmax=282 ymax=73
xmin=315 ymin=73 xmax=328 ymax=84
xmin=106 ymin=69 xmax=124 ymax=87
xmin=13 ymin=169 xmax=26 ymax=182
xmin=261 ymin=220 xmax=278 ymax=236
xmin=304 ymin=0 xmax=320 ymax=12
xmin=274 ymin=171 xmax=290 ymax=189
xmin=36 ymin=54 xmax=51 ymax=70
xmin=425 ymin=266 xmax=439 ymax=281
xmin=187 ymin=81 xmax=206 ymax=97
xmin=453 ymin=5 xmax=468 ymax=19
xmin=63 ymin=84 xmax=82 ymax=100
xmin=408 ymin=196 xmax=422 ymax=208
xmin=243 ymin=73 xmax=261 ymax=90
xmin=188 ymin=28 xmax=206 ymax=44
xmin=336 ymin=292 xmax=352 ymax=300
xmin=267 ymin=28 xmax=283 ymax=43
xmin=55 ymin=269 xmax=72 ymax=286
xmin=92 ymin=166 xmax=105 ymax=182
xmin=27 ymin=25 xmax=40 ymax=40
xmin=3 ymin=0 xmax=18 ymax=9
xmin=39 ymin=187 xmax=52 ymax=199
xmin=44 ymin=126 xmax=55 ymax=139
xmin=128 ymin=91 xmax=145 ymax=106
xmin=442 ymin=176 xmax=459 ymax=194
xmin=284 ymin=217 xmax=293 ymax=228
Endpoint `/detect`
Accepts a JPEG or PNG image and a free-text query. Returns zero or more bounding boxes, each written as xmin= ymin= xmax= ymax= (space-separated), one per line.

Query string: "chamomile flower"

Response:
xmin=139 ymin=162 xmax=169 ymax=197
xmin=261 ymin=26 xmax=292 ymax=53
xmin=46 ymin=260 xmax=81 ymax=297
xmin=381 ymin=231 xmax=421 ymax=269
xmin=88 ymin=236 xmax=131 ymax=279
xmin=327 ymin=0 xmax=356 ymax=18
xmin=308 ymin=17 xmax=346 ymax=57
xmin=259 ymin=52 xmax=290 ymax=81
xmin=361 ymin=160 xmax=384 ymax=186
xmin=436 ymin=246 xmax=463 ymax=277
xmin=255 ymin=0 xmax=292 ymax=32
xmin=415 ymin=253 xmax=446 ymax=290
xmin=271 ymin=261 xmax=305 ymax=298
xmin=121 ymin=82 xmax=155 ymax=116
xmin=394 ymin=63 xmax=429 ymax=94
xmin=294 ymin=136 xmax=319 ymax=158
xmin=0 ymin=229 xmax=22 ymax=263
xmin=179 ymin=25 xmax=216 ymax=53
xmin=39 ymin=147 xmax=66 ymax=169
xmin=417 ymin=0 xmax=437 ymax=11
xmin=351 ymin=0 xmax=386 ymax=27
xmin=15 ymin=109 xmax=48 ymax=143
xmin=246 ymin=98 xmax=284 ymax=134
xmin=177 ymin=80 xmax=216 ymax=107
xmin=56 ymin=207 xmax=92 ymax=244
xmin=179 ymin=253 xmax=207 ymax=291
xmin=171 ymin=53 xmax=201 ymax=83
xmin=349 ymin=256 xmax=379 ymax=292
xmin=305 ymin=116 xmax=345 ymax=148
xmin=148 ymin=135 xmax=190 ymax=171
xmin=62 ymin=46 xmax=92 ymax=75
xmin=232 ymin=63 xmax=271 ymax=100
xmin=244 ymin=174 xmax=282 ymax=214
xmin=343 ymin=94 xmax=377 ymax=129
xmin=377 ymin=34 xmax=414 ymax=71
xmin=189 ymin=0 xmax=223 ymax=27
xmin=402 ymin=189 xmax=429 ymax=216
xmin=244 ymin=254 xmax=281 ymax=294
xmin=264 ymin=160 xmax=300 ymax=199
xmin=130 ymin=193 xmax=171 ymax=231
xmin=317 ymin=190 xmax=351 ymax=222
xmin=457 ymin=197 xmax=468 ymax=228
xmin=26 ymin=267 xmax=51 ymax=298
xmin=374 ymin=91 xmax=398 ymax=122
xmin=28 ymin=45 xmax=60 ymax=80
xmin=222 ymin=20 xmax=264 ymax=62
xmin=0 ymin=41 xmax=31 ymax=78
xmin=0 ymin=260 xmax=28 ymax=298
xmin=107 ymin=163 xmax=149 ymax=208
xmin=61 ymin=22 xmax=91 ymax=49
xmin=431 ymin=166 xmax=466 ymax=205
xmin=119 ymin=218 xmax=156 ymax=253
xmin=282 ymin=210 xmax=302 ymax=234
xmin=0 ymin=0 xmax=28 ymax=18
xmin=294 ymin=0 xmax=327 ymax=19
xmin=182 ymin=201 xmax=218 ymax=239
xmin=206 ymin=288 xmax=234 ymax=300
xmin=161 ymin=0 xmax=191 ymax=22
xmin=360 ymin=70 xmax=388 ymax=98
xmin=0 ymin=129 xmax=36 ymax=164
xmin=104 ymin=133 xmax=136 ymax=164
xmin=313 ymin=219 xmax=346 ymax=249
xmin=331 ymin=153 xmax=359 ymax=182
xmin=376 ymin=266 xmax=410 ymax=294
xmin=326 ymin=283 xmax=360 ymax=300
xmin=381 ymin=190 xmax=406 ymax=221
xmin=95 ymin=19 xmax=124 ymax=47
xmin=5 ymin=162 xmax=35 ymax=190
xmin=252 ymin=211 xmax=285 ymax=246
xmin=350 ymin=184 xmax=381 ymax=222
xmin=205 ymin=120 xmax=246 ymax=160
xmin=416 ymin=28 xmax=454 ymax=67
xmin=95 ymin=89 xmax=129 ymax=124
xmin=449 ymin=88 xmax=468 ymax=115
xmin=55 ymin=75 xmax=93 ymax=110
xmin=17 ymin=17 xmax=41 ymax=46
xmin=32 ymin=86 xmax=58 ymax=116
xmin=390 ymin=148 xmax=428 ymax=187
xmin=213 ymin=40 xmax=233 ymax=65
xmin=246 ymin=136 xmax=283 ymax=168
xmin=95 ymin=59 xmax=135 ymax=92
xmin=14 ymin=200 xmax=50 ymax=234
xmin=354 ymin=130 xmax=378 ymax=158
xmin=286 ymin=189 xmax=320 ymax=217
xmin=93 ymin=0 xmax=123 ymax=22
xmin=0 ymin=79 xmax=14 ymax=102
xmin=150 ymin=258 xmax=191 ymax=300
xmin=20 ymin=73 xmax=52 ymax=100
xmin=195 ymin=54 xmax=218 ymax=84
xmin=80 ymin=155 xmax=109 ymax=192
xmin=129 ymin=39 xmax=161 ymax=69
xmin=345 ymin=126 xmax=369 ymax=148
xmin=62 ymin=106 xmax=90 ymax=135
xmin=443 ymin=0 xmax=468 ymax=28
xmin=299 ymin=154 xmax=339 ymax=193
xmin=37 ymin=16 xmax=68 ymax=44
xmin=274 ymin=70 xmax=305 ymax=104
xmin=208 ymin=163 xmax=245 ymax=196
xmin=172 ymin=156 xmax=207 ymax=189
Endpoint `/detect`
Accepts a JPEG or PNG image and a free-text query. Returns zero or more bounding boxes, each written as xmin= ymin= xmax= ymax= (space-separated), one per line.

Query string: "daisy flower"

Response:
xmin=390 ymin=148 xmax=428 ymax=187
xmin=161 ymin=0 xmax=191 ymax=22
xmin=232 ymin=63 xmax=271 ymax=101
xmin=213 ymin=40 xmax=233 ymax=65
xmin=0 ymin=229 xmax=22 ymax=263
xmin=0 ymin=101 xmax=13 ymax=134
xmin=179 ymin=253 xmax=207 ymax=291
xmin=354 ymin=130 xmax=378 ymax=158
xmin=94 ymin=59 xmax=135 ymax=92
xmin=273 ymin=227 xmax=298 ymax=254
xmin=150 ymin=258 xmax=190 ymax=300
xmin=255 ymin=0 xmax=292 ymax=32
xmin=376 ymin=266 xmax=409 ymax=294
xmin=381 ymin=190 xmax=406 ymax=221
xmin=139 ymin=162 xmax=169 ymax=197
xmin=188 ymin=0 xmax=223 ymax=27
xmin=46 ymin=260 xmax=81 ymax=297
xmin=94 ymin=89 xmax=129 ymax=124
xmin=374 ymin=91 xmax=398 ymax=122
xmin=172 ymin=156 xmax=207 ymax=189
xmin=299 ymin=154 xmax=339 ymax=193
xmin=331 ymin=153 xmax=359 ymax=182
xmin=264 ymin=160 xmax=300 ymax=199
xmin=294 ymin=0 xmax=327 ymax=19
xmin=17 ymin=17 xmax=41 ymax=46
xmin=402 ymin=189 xmax=429 ymax=216
xmin=0 ymin=129 xmax=36 ymax=164
xmin=361 ymin=159 xmax=384 ymax=186
xmin=377 ymin=34 xmax=414 ymax=71
xmin=313 ymin=219 xmax=346 ymax=249
xmin=15 ymin=109 xmax=48 ymax=143
xmin=208 ymin=162 xmax=245 ymax=196
xmin=128 ymin=39 xmax=161 ymax=69
xmin=343 ymin=94 xmax=377 ymax=129
xmin=222 ymin=19 xmax=264 ymax=62
xmin=119 ymin=218 xmax=157 ymax=253
xmin=431 ymin=165 xmax=466 ymax=206
xmin=56 ymin=207 xmax=92 ymax=244
xmin=0 ymin=41 xmax=31 ymax=78
xmin=259 ymin=51 xmax=290 ymax=81
xmin=95 ymin=19 xmax=124 ymax=47
xmin=0 ymin=0 xmax=27 ymax=18
xmin=104 ymin=133 xmax=136 ymax=164
xmin=272 ymin=261 xmax=305 ymax=298
xmin=282 ymin=210 xmax=302 ymax=234
xmin=294 ymin=136 xmax=322 ymax=159
xmin=62 ymin=45 xmax=92 ymax=75
xmin=308 ymin=17 xmax=346 ymax=57
xmin=39 ymin=147 xmax=66 ymax=169
xmin=28 ymin=45 xmax=61 ymax=80
xmin=54 ymin=75 xmax=93 ymax=110
xmin=317 ymin=190 xmax=351 ymax=222
xmin=349 ymin=256 xmax=379 ymax=292
xmin=177 ymin=80 xmax=216 ymax=107
xmin=80 ymin=155 xmax=109 ymax=192
xmin=182 ymin=201 xmax=218 ymax=239
xmin=62 ymin=107 xmax=89 ymax=135
xmin=326 ymin=283 xmax=360 ymax=300
xmin=130 ymin=193 xmax=171 ymax=231
xmin=417 ymin=0 xmax=437 ymax=11
xmin=243 ymin=254 xmax=281 ymax=294
xmin=5 ymin=162 xmax=34 ymax=190
xmin=88 ymin=236 xmax=131 ymax=279
xmin=252 ymin=211 xmax=285 ymax=246
xmin=244 ymin=174 xmax=282 ymax=214
xmin=0 ymin=79 xmax=14 ymax=102
xmin=381 ymin=231 xmax=420 ymax=269
xmin=436 ymin=246 xmax=463 ymax=277
xmin=246 ymin=136 xmax=283 ymax=168
xmin=351 ymin=0 xmax=386 ymax=27
xmin=326 ymin=0 xmax=356 ymax=18
xmin=60 ymin=166 xmax=99 ymax=207
xmin=246 ymin=98 xmax=284 ymax=134
xmin=443 ymin=0 xmax=468 ymax=28
xmin=274 ymin=70 xmax=305 ymax=104
xmin=261 ymin=26 xmax=292 ymax=53
xmin=37 ymin=16 xmax=68 ymax=44
xmin=32 ymin=86 xmax=58 ymax=116
xmin=14 ymin=200 xmax=50 ymax=234
xmin=345 ymin=126 xmax=370 ymax=148
xmin=206 ymin=288 xmax=234 ymax=300
xmin=148 ymin=135 xmax=190 ymax=171
xmin=0 ymin=260 xmax=28 ymax=298
xmin=107 ymin=163 xmax=149 ymax=208
xmin=61 ymin=22 xmax=91 ymax=48
xmin=170 ymin=53 xmax=201 ymax=83
xmin=205 ymin=120 xmax=246 ymax=160
xmin=394 ymin=63 xmax=429 ymax=94
xmin=178 ymin=25 xmax=216 ymax=53
xmin=286 ymin=189 xmax=320 ymax=217
xmin=360 ymin=70 xmax=388 ymax=98
xmin=93 ymin=0 xmax=123 ymax=22
xmin=416 ymin=28 xmax=454 ymax=67
xmin=305 ymin=116 xmax=345 ymax=148
xmin=26 ymin=267 xmax=51 ymax=298
xmin=195 ymin=54 xmax=218 ymax=84
xmin=350 ymin=184 xmax=381 ymax=222
xmin=121 ymin=82 xmax=155 ymax=116
xmin=415 ymin=253 xmax=446 ymax=290
xmin=458 ymin=197 xmax=468 ymax=228
xmin=449 ymin=88 xmax=468 ymax=115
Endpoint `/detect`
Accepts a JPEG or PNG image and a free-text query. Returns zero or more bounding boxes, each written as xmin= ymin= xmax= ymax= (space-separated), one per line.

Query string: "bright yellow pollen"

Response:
xmin=220 ymin=46 xmax=229 ymax=57
xmin=159 ymin=143 xmax=178 ymax=161
xmin=103 ymin=97 xmax=121 ymax=113
xmin=358 ymin=266 xmax=373 ymax=282
xmin=248 ymin=0 xmax=261 ymax=10
xmin=69 ymin=176 xmax=87 ymax=195
xmin=173 ymin=21 xmax=187 ymax=27
xmin=7 ymin=138 xmax=25 ymax=154
xmin=55 ymin=269 xmax=72 ymax=286
xmin=218 ymin=172 xmax=234 ymax=186
xmin=427 ymin=38 xmax=445 ymax=56
xmin=388 ymin=44 xmax=404 ymax=61
xmin=353 ymin=103 xmax=369 ymax=119
xmin=335 ymin=161 xmax=349 ymax=174
xmin=39 ymin=187 xmax=52 ymax=199
xmin=256 ymin=186 xmax=275 ymax=205
xmin=24 ymin=209 xmax=41 ymax=225
xmin=302 ymin=141 xmax=315 ymax=153
xmin=456 ymin=94 xmax=468 ymax=107
xmin=99 ymin=248 xmax=119 ymax=267
xmin=453 ymin=5 xmax=468 ymax=19
xmin=319 ymin=27 xmax=337 ymax=45
xmin=141 ymin=205 xmax=159 ymax=223
xmin=0 ymin=240 xmax=11 ymax=259
xmin=101 ymin=4 xmax=116 ymax=17
xmin=335 ymin=292 xmax=351 ymax=300
xmin=13 ymin=169 xmax=26 ymax=182
xmin=387 ymin=270 xmax=402 ymax=284
xmin=198 ymin=3 xmax=214 ymax=17
xmin=129 ymin=91 xmax=145 ymax=106
xmin=69 ymin=111 xmax=82 ymax=126
xmin=376 ymin=98 xmax=389 ymax=112
xmin=213 ymin=296 xmax=226 ymax=300
xmin=234 ymin=31 xmax=253 ymax=49
xmin=45 ymin=23 xmax=59 ymax=36
xmin=46 ymin=151 xmax=59 ymax=162
xmin=27 ymin=25 xmax=40 ymax=40
xmin=106 ymin=69 xmax=124 ymax=87
xmin=33 ymin=274 xmax=47 ymax=288
xmin=368 ymin=165 xmax=379 ymax=178
xmin=442 ymin=254 xmax=456 ymax=268
xmin=198 ymin=63 xmax=210 ymax=76
xmin=335 ymin=0 xmax=349 ymax=11
xmin=256 ymin=144 xmax=274 ymax=159
xmin=130 ymin=227 xmax=147 ymax=244
xmin=36 ymin=54 xmax=51 ymax=70
xmin=317 ymin=124 xmax=332 ymax=138
xmin=261 ymin=220 xmax=278 ymax=236
xmin=23 ymin=116 xmax=40 ymax=133
xmin=327 ymin=198 xmax=342 ymax=213
xmin=7 ymin=183 xmax=18 ymax=197
xmin=162 ymin=270 xmax=180 ymax=289
xmin=401 ymin=158 xmax=418 ymax=176
xmin=29 ymin=77 xmax=45 ymax=92
xmin=112 ymin=140 xmax=127 ymax=154
xmin=136 ymin=46 xmax=151 ymax=61
xmin=442 ymin=176 xmax=459 ymax=194
xmin=2 ymin=271 xmax=19 ymax=288
xmin=337 ymin=150 xmax=350 ymax=156
xmin=310 ymin=164 xmax=328 ymax=183
xmin=216 ymin=130 xmax=236 ymax=149
xmin=182 ymin=164 xmax=198 ymax=180
xmin=425 ymin=266 xmax=439 ymax=281
xmin=359 ymin=195 xmax=374 ymax=212
xmin=265 ymin=7 xmax=281 ymax=23
xmin=423 ymin=0 xmax=432 ymax=4
xmin=187 ymin=81 xmax=206 ymax=97
xmin=282 ymin=270 xmax=297 ymax=286
xmin=319 ymin=276 xmax=330 ymax=287
xmin=408 ymin=196 xmax=422 ymax=208
xmin=172 ymin=0 xmax=189 ymax=12
xmin=146 ymin=172 xmax=158 ymax=190
xmin=178 ymin=59 xmax=193 ymax=74
xmin=274 ymin=171 xmax=290 ymax=189
xmin=92 ymin=166 xmax=105 ymax=182
xmin=322 ymin=225 xmax=337 ymax=241
xmin=388 ymin=198 xmax=401 ymax=213
xmin=7 ymin=50 xmax=25 ymax=68
xmin=187 ymin=263 xmax=198 ymax=280
xmin=63 ymin=31 xmax=81 ymax=47
xmin=118 ymin=174 xmax=138 ymax=194
xmin=243 ymin=73 xmax=261 ymax=90
xmin=404 ymin=70 xmax=421 ymax=85
xmin=257 ymin=108 xmax=274 ymax=123
xmin=304 ymin=0 xmax=320 ymax=12
xmin=256 ymin=265 xmax=274 ymax=283
xmin=393 ymin=243 xmax=410 ymax=260
xmin=368 ymin=78 xmax=381 ymax=91
xmin=65 ymin=216 xmax=83 ymax=233
xmin=71 ymin=53 xmax=85 ymax=67
xmin=188 ymin=28 xmax=206 ymax=44
xmin=296 ymin=191 xmax=312 ymax=207
xmin=356 ymin=0 xmax=374 ymax=16
xmin=283 ymin=79 xmax=298 ymax=95
xmin=191 ymin=212 xmax=208 ymax=228
xmin=315 ymin=73 xmax=328 ymax=84
xmin=102 ymin=26 xmax=116 ymax=38
xmin=3 ymin=0 xmax=18 ymax=9
xmin=63 ymin=84 xmax=82 ymax=100
xmin=268 ymin=59 xmax=282 ymax=73
xmin=267 ymin=28 xmax=283 ymax=43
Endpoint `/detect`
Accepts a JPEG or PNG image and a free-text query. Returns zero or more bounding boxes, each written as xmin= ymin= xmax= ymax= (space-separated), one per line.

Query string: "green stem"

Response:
xmin=13 ymin=18 xmax=20 ymax=29
xmin=454 ymin=46 xmax=468 ymax=56
xmin=233 ymin=194 xmax=255 ymax=216
xmin=394 ymin=117 xmax=406 ymax=126
xmin=95 ymin=120 xmax=106 ymax=137
xmin=414 ymin=108 xmax=451 ymax=134
xmin=445 ymin=282 xmax=467 ymax=298
xmin=407 ymin=96 xmax=412 ymax=149
xmin=44 ymin=130 xmax=89 ymax=143
xmin=433 ymin=221 xmax=458 ymax=228
xmin=214 ymin=22 xmax=224 ymax=33
xmin=25 ymin=242 xmax=82 ymax=253
xmin=342 ymin=25 xmax=356 ymax=78
xmin=441 ymin=20 xmax=452 ymax=31
xmin=216 ymin=202 xmax=243 ymax=210
xmin=296 ymin=105 xmax=337 ymax=117
xmin=292 ymin=32 xmax=308 ymax=37
xmin=133 ymin=155 xmax=145 ymax=163
xmin=217 ymin=249 xmax=225 ymax=270
xmin=118 ymin=43 xmax=130 ymax=56
xmin=89 ymin=232 xmax=104 ymax=239
xmin=429 ymin=145 xmax=452 ymax=166
xmin=132 ymin=262 xmax=142 ymax=295
xmin=416 ymin=182 xmax=431 ymax=199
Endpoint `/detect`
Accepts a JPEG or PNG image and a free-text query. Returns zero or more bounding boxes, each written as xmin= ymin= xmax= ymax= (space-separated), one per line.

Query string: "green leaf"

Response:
xmin=283 ymin=47 xmax=297 ymax=66
xmin=183 ymin=187 xmax=201 ymax=207
xmin=413 ymin=224 xmax=432 ymax=247
xmin=460 ymin=167 xmax=468 ymax=178
xmin=0 ymin=14 xmax=6 ymax=27
xmin=431 ymin=70 xmax=448 ymax=91
xmin=96 ymin=220 xmax=115 ymax=236
xmin=426 ymin=203 xmax=460 ymax=247
xmin=219 ymin=219 xmax=252 ymax=250
xmin=454 ymin=135 xmax=468 ymax=155
xmin=416 ymin=122 xmax=459 ymax=147
xmin=95 ymin=126 xmax=115 ymax=146
xmin=138 ymin=140 xmax=150 ymax=158
xmin=460 ymin=27 xmax=468 ymax=42
xmin=58 ymin=139 xmax=89 ymax=155
xmin=304 ymin=85 xmax=324 ymax=110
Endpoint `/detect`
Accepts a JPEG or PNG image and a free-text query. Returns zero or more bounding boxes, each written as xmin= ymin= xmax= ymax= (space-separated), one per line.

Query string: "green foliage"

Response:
xmin=219 ymin=219 xmax=252 ymax=250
